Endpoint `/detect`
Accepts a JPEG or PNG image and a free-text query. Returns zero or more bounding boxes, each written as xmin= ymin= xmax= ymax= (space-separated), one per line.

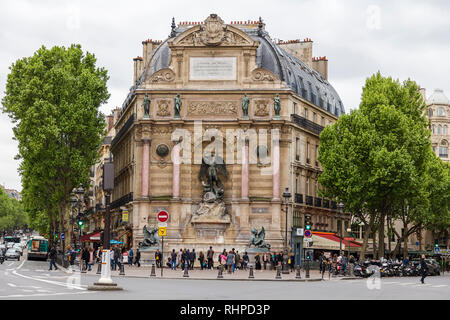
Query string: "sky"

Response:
xmin=0 ymin=0 xmax=449 ymax=192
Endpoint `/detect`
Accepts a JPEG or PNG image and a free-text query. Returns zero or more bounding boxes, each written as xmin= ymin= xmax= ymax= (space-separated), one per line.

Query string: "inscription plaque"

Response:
xmin=190 ymin=57 xmax=236 ymax=80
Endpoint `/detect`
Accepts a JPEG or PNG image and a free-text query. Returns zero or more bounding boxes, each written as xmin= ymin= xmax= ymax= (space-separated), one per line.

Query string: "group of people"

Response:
xmin=165 ymin=247 xmax=297 ymax=273
xmin=319 ymin=253 xmax=353 ymax=276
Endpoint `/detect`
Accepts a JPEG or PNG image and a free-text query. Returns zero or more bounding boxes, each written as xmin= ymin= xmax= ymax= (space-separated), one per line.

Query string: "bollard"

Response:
xmin=96 ymin=262 xmax=102 ymax=274
xmin=295 ymin=266 xmax=301 ymax=279
xmin=305 ymin=260 xmax=310 ymax=279
xmin=119 ymin=263 xmax=125 ymax=275
xmin=150 ymin=263 xmax=156 ymax=277
xmin=248 ymin=265 xmax=254 ymax=279
xmin=183 ymin=266 xmax=189 ymax=278
xmin=217 ymin=266 xmax=223 ymax=279
xmin=276 ymin=266 xmax=282 ymax=279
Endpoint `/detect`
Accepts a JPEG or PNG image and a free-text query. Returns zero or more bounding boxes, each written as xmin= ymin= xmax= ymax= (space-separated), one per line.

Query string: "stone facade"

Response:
xmin=109 ymin=15 xmax=348 ymax=256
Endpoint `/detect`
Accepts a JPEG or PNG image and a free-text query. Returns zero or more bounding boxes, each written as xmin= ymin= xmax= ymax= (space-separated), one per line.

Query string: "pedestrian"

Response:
xmin=207 ymin=246 xmax=214 ymax=270
xmin=420 ymin=254 xmax=428 ymax=284
xmin=155 ymin=249 xmax=161 ymax=268
xmin=82 ymin=246 xmax=89 ymax=271
xmin=289 ymin=252 xmax=295 ymax=271
xmin=181 ymin=249 xmax=186 ymax=271
xmin=198 ymin=251 xmax=205 ymax=270
xmin=235 ymin=251 xmax=241 ymax=270
xmin=177 ymin=249 xmax=183 ymax=270
xmin=190 ymin=249 xmax=196 ymax=270
xmin=341 ymin=254 xmax=348 ymax=276
xmin=135 ymin=248 xmax=141 ymax=267
xmin=128 ymin=247 xmax=134 ymax=266
xmin=243 ymin=251 xmax=249 ymax=270
xmin=220 ymin=251 xmax=227 ymax=273
xmin=171 ymin=249 xmax=177 ymax=270
xmin=226 ymin=250 xmax=234 ymax=274
xmin=277 ymin=252 xmax=283 ymax=266
xmin=48 ymin=246 xmax=58 ymax=271
xmin=263 ymin=252 xmax=269 ymax=270
xmin=88 ymin=247 xmax=94 ymax=271
xmin=110 ymin=247 xmax=115 ymax=270
xmin=255 ymin=253 xmax=261 ymax=270
xmin=114 ymin=245 xmax=122 ymax=271
xmin=270 ymin=253 xmax=275 ymax=270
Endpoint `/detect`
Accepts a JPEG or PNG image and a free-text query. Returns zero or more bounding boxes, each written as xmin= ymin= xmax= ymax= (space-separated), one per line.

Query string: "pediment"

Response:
xmin=169 ymin=14 xmax=259 ymax=48
xmin=147 ymin=68 xmax=175 ymax=83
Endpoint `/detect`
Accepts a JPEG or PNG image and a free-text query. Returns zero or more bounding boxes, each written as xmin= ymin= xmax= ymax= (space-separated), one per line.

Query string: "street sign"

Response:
xmin=158 ymin=227 xmax=167 ymax=237
xmin=304 ymin=237 xmax=312 ymax=242
xmin=157 ymin=210 xmax=169 ymax=223
xmin=295 ymin=228 xmax=304 ymax=236
xmin=61 ymin=233 xmax=65 ymax=240
xmin=158 ymin=222 xmax=167 ymax=228
xmin=434 ymin=247 xmax=440 ymax=254
xmin=304 ymin=230 xmax=312 ymax=238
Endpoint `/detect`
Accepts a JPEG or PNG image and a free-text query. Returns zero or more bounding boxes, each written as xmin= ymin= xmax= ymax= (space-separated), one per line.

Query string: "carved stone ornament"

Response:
xmin=156 ymin=144 xmax=170 ymax=158
xmin=136 ymin=124 xmax=152 ymax=141
xmin=176 ymin=14 xmax=254 ymax=47
xmin=152 ymin=126 xmax=172 ymax=135
xmin=254 ymin=100 xmax=270 ymax=116
xmin=149 ymin=68 xmax=175 ymax=83
xmin=156 ymin=100 xmax=171 ymax=117
xmin=251 ymin=68 xmax=275 ymax=82
xmin=187 ymin=101 xmax=237 ymax=116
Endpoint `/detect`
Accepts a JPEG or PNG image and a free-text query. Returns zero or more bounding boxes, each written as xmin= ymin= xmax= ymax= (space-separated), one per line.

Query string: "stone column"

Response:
xmin=272 ymin=138 xmax=280 ymax=200
xmin=172 ymin=143 xmax=181 ymax=199
xmin=141 ymin=139 xmax=151 ymax=197
xmin=241 ymin=139 xmax=249 ymax=200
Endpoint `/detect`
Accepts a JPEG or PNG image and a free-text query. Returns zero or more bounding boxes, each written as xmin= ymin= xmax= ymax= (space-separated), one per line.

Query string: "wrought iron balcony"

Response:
xmin=294 ymin=193 xmax=303 ymax=204
xmin=331 ymin=201 xmax=337 ymax=210
xmin=305 ymin=195 xmax=313 ymax=206
xmin=314 ymin=197 xmax=322 ymax=207
xmin=111 ymin=192 xmax=133 ymax=210
xmin=291 ymin=114 xmax=325 ymax=136
xmin=323 ymin=199 xmax=330 ymax=208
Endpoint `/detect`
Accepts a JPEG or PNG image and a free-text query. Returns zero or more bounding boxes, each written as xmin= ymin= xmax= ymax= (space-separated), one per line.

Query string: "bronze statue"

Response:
xmin=142 ymin=93 xmax=150 ymax=118
xmin=140 ymin=225 xmax=159 ymax=248
xmin=198 ymin=155 xmax=228 ymax=199
xmin=174 ymin=94 xmax=182 ymax=118
xmin=248 ymin=227 xmax=271 ymax=249
xmin=242 ymin=93 xmax=249 ymax=118
xmin=273 ymin=94 xmax=281 ymax=117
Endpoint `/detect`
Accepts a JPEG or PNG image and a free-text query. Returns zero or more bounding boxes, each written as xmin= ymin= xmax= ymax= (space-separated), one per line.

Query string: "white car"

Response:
xmin=6 ymin=242 xmax=14 ymax=249
xmin=5 ymin=248 xmax=20 ymax=261
xmin=13 ymin=244 xmax=23 ymax=256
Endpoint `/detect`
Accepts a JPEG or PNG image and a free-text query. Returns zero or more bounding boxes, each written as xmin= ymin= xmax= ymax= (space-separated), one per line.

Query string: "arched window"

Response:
xmin=429 ymin=108 xmax=434 ymax=117
xmin=432 ymin=125 xmax=436 ymax=134
xmin=438 ymin=125 xmax=442 ymax=134
xmin=439 ymin=140 xmax=448 ymax=158
xmin=445 ymin=125 xmax=448 ymax=135
xmin=438 ymin=107 xmax=445 ymax=116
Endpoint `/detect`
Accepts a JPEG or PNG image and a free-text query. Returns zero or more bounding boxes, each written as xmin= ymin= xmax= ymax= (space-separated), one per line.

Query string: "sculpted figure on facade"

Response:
xmin=248 ymin=227 xmax=271 ymax=249
xmin=274 ymin=94 xmax=281 ymax=117
xmin=139 ymin=225 xmax=160 ymax=248
xmin=241 ymin=94 xmax=249 ymax=118
xmin=142 ymin=93 xmax=150 ymax=119
xmin=174 ymin=94 xmax=182 ymax=118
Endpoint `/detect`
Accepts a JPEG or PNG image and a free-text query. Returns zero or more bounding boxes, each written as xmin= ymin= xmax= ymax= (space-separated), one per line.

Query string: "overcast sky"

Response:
xmin=1 ymin=0 xmax=449 ymax=192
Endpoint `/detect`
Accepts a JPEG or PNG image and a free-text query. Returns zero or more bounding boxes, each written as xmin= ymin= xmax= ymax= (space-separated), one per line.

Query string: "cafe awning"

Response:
xmin=309 ymin=232 xmax=362 ymax=251
xmin=81 ymin=232 xmax=101 ymax=242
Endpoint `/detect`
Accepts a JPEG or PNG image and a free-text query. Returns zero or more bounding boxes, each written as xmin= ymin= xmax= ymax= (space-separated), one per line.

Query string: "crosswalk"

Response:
xmin=342 ymin=279 xmax=449 ymax=289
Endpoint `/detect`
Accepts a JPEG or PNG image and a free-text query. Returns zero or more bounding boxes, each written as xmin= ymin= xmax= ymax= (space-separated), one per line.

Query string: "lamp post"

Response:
xmin=282 ymin=188 xmax=291 ymax=274
xmin=70 ymin=184 xmax=84 ymax=271
xmin=338 ymin=202 xmax=344 ymax=257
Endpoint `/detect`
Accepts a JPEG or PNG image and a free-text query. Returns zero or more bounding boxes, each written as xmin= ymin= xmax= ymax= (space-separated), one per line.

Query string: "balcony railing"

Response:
xmin=111 ymin=114 xmax=135 ymax=148
xmin=314 ymin=197 xmax=322 ymax=207
xmin=323 ymin=199 xmax=330 ymax=208
xmin=294 ymin=193 xmax=303 ymax=204
xmin=291 ymin=114 xmax=325 ymax=136
xmin=305 ymin=195 xmax=313 ymax=206
xmin=111 ymin=192 xmax=133 ymax=210
xmin=331 ymin=201 xmax=337 ymax=210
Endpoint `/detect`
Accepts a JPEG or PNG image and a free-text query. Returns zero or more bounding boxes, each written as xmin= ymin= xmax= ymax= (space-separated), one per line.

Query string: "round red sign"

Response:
xmin=157 ymin=211 xmax=169 ymax=223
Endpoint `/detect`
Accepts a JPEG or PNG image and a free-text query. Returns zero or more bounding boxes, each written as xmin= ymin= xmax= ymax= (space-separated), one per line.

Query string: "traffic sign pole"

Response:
xmin=157 ymin=210 xmax=169 ymax=278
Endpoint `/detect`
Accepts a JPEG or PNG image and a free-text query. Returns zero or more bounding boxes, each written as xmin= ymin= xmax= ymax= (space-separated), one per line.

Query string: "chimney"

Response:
xmin=312 ymin=56 xmax=328 ymax=80
xmin=277 ymin=39 xmax=313 ymax=69
xmin=106 ymin=115 xmax=114 ymax=132
xmin=113 ymin=107 xmax=121 ymax=124
xmin=133 ymin=56 xmax=143 ymax=83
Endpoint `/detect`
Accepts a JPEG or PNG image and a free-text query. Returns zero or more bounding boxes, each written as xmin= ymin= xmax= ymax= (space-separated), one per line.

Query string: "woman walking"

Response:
xmin=226 ymin=250 xmax=234 ymax=274
xmin=198 ymin=251 xmax=205 ymax=270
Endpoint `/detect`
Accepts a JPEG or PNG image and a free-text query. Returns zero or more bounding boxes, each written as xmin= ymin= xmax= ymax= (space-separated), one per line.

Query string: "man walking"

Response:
xmin=135 ymin=248 xmax=141 ymax=267
xmin=207 ymin=246 xmax=214 ymax=270
xmin=48 ymin=246 xmax=58 ymax=271
xmin=420 ymin=254 xmax=428 ymax=284
xmin=128 ymin=247 xmax=134 ymax=266
xmin=189 ymin=249 xmax=196 ymax=270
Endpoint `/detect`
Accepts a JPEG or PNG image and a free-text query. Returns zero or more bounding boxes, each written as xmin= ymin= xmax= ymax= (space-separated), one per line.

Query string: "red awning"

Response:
xmin=81 ymin=232 xmax=101 ymax=242
xmin=313 ymin=232 xmax=362 ymax=248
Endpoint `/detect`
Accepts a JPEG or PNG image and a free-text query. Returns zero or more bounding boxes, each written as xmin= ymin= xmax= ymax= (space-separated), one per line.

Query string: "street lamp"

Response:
xmin=70 ymin=184 xmax=84 ymax=252
xmin=282 ymin=187 xmax=291 ymax=274
xmin=338 ymin=202 xmax=344 ymax=257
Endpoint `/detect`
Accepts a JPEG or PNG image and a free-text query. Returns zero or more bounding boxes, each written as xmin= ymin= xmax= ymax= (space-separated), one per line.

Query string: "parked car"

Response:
xmin=5 ymin=248 xmax=20 ymax=261
xmin=13 ymin=243 xmax=23 ymax=256
xmin=6 ymin=242 xmax=15 ymax=249
xmin=425 ymin=259 xmax=441 ymax=276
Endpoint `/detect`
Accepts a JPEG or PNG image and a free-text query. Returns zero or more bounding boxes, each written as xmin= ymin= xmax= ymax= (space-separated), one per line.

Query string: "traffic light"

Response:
xmin=77 ymin=220 xmax=84 ymax=229
xmin=304 ymin=214 xmax=312 ymax=231
xmin=305 ymin=250 xmax=313 ymax=260
xmin=434 ymin=239 xmax=439 ymax=248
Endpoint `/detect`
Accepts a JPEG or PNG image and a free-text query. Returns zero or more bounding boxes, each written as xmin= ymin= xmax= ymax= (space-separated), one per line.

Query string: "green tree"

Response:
xmin=2 ymin=44 xmax=109 ymax=247
xmin=0 ymin=188 xmax=27 ymax=232
xmin=319 ymin=72 xmax=431 ymax=259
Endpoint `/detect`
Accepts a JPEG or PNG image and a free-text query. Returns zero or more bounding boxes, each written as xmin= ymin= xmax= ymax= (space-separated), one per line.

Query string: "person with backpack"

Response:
xmin=48 ymin=246 xmax=58 ymax=271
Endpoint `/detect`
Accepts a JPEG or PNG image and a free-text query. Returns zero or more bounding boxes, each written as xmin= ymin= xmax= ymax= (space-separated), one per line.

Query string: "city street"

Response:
xmin=1 ymin=251 xmax=449 ymax=300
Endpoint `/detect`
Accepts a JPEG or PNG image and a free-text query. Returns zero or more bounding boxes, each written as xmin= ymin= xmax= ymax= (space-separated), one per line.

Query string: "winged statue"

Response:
xmin=248 ymin=227 xmax=271 ymax=249
xmin=198 ymin=154 xmax=228 ymax=199
xmin=139 ymin=225 xmax=159 ymax=249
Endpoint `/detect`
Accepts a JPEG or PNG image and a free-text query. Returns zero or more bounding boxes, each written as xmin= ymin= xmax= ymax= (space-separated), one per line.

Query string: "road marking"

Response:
xmin=398 ymin=282 xmax=415 ymax=286
xmin=7 ymin=283 xmax=17 ymax=287
xmin=0 ymin=291 xmax=94 ymax=299
xmin=8 ymin=262 xmax=14 ymax=267
xmin=431 ymin=285 xmax=447 ymax=288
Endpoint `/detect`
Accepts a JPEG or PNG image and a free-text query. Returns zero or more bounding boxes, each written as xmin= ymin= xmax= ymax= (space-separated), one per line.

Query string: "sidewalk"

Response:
xmin=68 ymin=263 xmax=359 ymax=281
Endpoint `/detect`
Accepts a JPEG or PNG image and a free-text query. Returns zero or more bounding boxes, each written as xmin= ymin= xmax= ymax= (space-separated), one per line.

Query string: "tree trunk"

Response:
xmin=360 ymin=214 xmax=376 ymax=262
xmin=403 ymin=226 xmax=409 ymax=259
xmin=58 ymin=202 xmax=67 ymax=252
xmin=377 ymin=212 xmax=385 ymax=259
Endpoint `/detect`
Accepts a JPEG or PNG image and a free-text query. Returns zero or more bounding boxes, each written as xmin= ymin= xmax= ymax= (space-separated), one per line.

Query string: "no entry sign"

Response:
xmin=157 ymin=210 xmax=169 ymax=223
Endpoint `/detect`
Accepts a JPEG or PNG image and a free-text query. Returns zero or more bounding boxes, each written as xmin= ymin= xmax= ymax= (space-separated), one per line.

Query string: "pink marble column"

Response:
xmin=241 ymin=140 xmax=249 ymax=199
xmin=272 ymin=140 xmax=280 ymax=200
xmin=172 ymin=143 xmax=181 ymax=198
xmin=141 ymin=139 xmax=150 ymax=197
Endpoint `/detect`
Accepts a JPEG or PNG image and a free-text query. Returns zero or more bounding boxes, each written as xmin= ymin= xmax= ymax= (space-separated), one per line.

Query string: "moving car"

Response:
xmin=425 ymin=259 xmax=441 ymax=276
xmin=5 ymin=248 xmax=20 ymax=261
xmin=13 ymin=243 xmax=23 ymax=256
xmin=27 ymin=236 xmax=48 ymax=260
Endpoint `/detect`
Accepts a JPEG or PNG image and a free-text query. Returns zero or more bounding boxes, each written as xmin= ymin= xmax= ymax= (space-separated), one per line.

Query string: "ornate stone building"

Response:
xmin=110 ymin=14 xmax=349 ymax=258
xmin=427 ymin=89 xmax=450 ymax=162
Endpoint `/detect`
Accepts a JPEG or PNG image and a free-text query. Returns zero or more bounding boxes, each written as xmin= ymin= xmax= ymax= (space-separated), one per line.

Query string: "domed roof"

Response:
xmin=428 ymin=89 xmax=450 ymax=106
xmin=128 ymin=24 xmax=344 ymax=116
